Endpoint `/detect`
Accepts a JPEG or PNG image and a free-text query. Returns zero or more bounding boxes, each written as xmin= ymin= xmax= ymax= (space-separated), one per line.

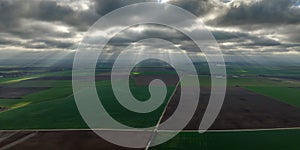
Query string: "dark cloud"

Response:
xmin=37 ymin=1 xmax=99 ymax=31
xmin=93 ymin=0 xmax=222 ymax=18
xmin=0 ymin=0 xmax=99 ymax=31
xmin=0 ymin=37 xmax=21 ymax=46
xmin=25 ymin=39 xmax=75 ymax=49
xmin=94 ymin=0 xmax=125 ymax=15
xmin=94 ymin=0 xmax=155 ymax=15
xmin=104 ymin=24 xmax=195 ymax=52
xmin=213 ymin=30 xmax=280 ymax=45
xmin=0 ymin=0 xmax=98 ymax=51
xmin=210 ymin=0 xmax=300 ymax=26
xmin=212 ymin=30 xmax=242 ymax=41
xmin=0 ymin=0 xmax=29 ymax=30
xmin=169 ymin=0 xmax=224 ymax=16
xmin=38 ymin=1 xmax=73 ymax=21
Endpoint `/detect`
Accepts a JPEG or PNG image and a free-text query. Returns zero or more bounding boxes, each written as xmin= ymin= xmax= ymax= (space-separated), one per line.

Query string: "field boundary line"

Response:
xmin=1 ymin=127 xmax=300 ymax=133
xmin=145 ymin=77 xmax=182 ymax=150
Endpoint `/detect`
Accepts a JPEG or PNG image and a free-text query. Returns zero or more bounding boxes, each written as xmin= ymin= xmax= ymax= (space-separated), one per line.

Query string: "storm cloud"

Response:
xmin=0 ymin=0 xmax=299 ymax=57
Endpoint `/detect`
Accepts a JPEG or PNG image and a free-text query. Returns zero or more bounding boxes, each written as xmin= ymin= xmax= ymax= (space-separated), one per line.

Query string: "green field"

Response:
xmin=182 ymin=75 xmax=300 ymax=87
xmin=246 ymin=87 xmax=300 ymax=108
xmin=228 ymin=77 xmax=300 ymax=87
xmin=151 ymin=129 xmax=300 ymax=150
xmin=225 ymin=64 xmax=300 ymax=76
xmin=0 ymin=96 xmax=86 ymax=129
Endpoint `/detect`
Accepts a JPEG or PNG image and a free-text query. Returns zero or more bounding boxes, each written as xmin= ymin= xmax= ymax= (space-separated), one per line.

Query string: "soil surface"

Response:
xmin=132 ymin=74 xmax=179 ymax=86
xmin=0 ymin=130 xmax=143 ymax=150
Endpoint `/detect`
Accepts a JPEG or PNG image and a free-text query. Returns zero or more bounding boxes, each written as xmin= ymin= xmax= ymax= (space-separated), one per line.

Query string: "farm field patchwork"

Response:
xmin=0 ymin=69 xmax=300 ymax=150
xmin=1 ymin=72 xmax=300 ymax=129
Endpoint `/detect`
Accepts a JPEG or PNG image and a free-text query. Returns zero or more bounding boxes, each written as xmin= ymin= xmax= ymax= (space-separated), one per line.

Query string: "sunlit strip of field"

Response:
xmin=0 ymin=70 xmax=71 ymax=85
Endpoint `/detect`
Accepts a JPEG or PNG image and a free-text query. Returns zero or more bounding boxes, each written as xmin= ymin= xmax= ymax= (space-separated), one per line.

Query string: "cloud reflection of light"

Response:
xmin=158 ymin=0 xmax=169 ymax=4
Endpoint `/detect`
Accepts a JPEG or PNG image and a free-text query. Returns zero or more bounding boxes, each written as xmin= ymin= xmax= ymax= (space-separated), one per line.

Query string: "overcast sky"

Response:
xmin=0 ymin=0 xmax=300 ymax=62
